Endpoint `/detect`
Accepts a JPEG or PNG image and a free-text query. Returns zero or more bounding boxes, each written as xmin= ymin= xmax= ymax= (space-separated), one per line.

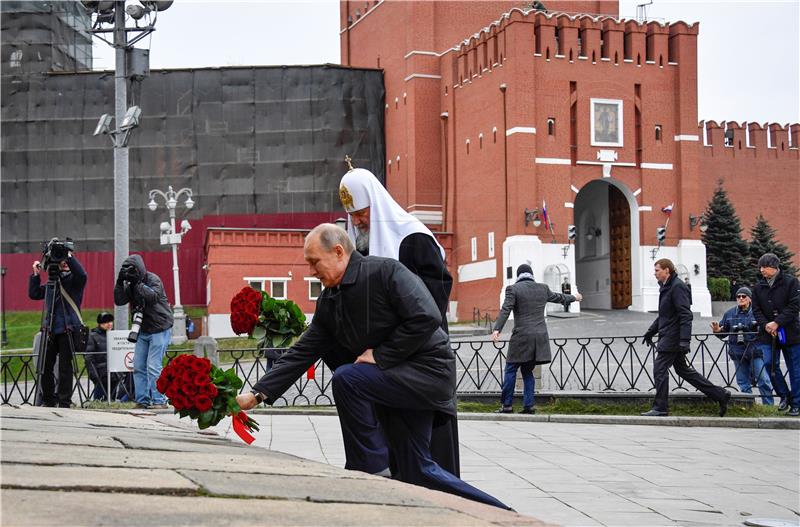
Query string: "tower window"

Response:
xmin=547 ymin=118 xmax=556 ymax=136
xmin=655 ymin=125 xmax=662 ymax=142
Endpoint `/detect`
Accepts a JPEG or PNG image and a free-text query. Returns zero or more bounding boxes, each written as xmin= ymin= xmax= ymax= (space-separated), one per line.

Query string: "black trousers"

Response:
xmin=40 ymin=332 xmax=75 ymax=407
xmin=652 ymin=351 xmax=727 ymax=412
xmin=331 ymin=363 xmax=509 ymax=509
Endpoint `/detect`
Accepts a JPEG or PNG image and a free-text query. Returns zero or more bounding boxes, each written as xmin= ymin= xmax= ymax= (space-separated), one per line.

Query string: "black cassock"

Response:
xmin=393 ymin=233 xmax=460 ymax=476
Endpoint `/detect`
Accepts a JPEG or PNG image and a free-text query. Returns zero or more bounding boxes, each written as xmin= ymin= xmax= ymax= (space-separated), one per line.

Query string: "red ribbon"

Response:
xmin=307 ymin=365 xmax=315 ymax=380
xmin=232 ymin=411 xmax=256 ymax=445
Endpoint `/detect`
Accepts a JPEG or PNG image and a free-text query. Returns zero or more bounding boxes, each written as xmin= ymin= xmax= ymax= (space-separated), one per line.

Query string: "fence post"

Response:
xmin=193 ymin=336 xmax=219 ymax=367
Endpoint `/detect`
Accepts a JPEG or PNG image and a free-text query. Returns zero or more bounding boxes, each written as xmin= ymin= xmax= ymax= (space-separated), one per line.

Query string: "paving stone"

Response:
xmin=2 ymin=464 xmax=198 ymax=493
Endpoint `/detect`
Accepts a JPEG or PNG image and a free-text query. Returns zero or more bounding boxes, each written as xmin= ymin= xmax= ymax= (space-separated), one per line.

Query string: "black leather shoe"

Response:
xmin=495 ymin=407 xmax=513 ymax=414
xmin=520 ymin=407 xmax=535 ymax=414
xmin=778 ymin=399 xmax=790 ymax=412
xmin=640 ymin=409 xmax=668 ymax=417
xmin=788 ymin=407 xmax=800 ymax=417
xmin=719 ymin=391 xmax=731 ymax=417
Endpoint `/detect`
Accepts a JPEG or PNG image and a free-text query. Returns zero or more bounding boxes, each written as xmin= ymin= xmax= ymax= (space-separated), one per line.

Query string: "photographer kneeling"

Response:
xmin=711 ymin=287 xmax=773 ymax=405
xmin=114 ymin=255 xmax=173 ymax=409
xmin=28 ymin=240 xmax=87 ymax=407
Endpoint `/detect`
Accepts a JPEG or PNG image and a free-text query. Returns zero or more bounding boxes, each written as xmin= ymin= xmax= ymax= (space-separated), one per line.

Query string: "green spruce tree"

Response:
xmin=701 ymin=181 xmax=749 ymax=283
xmin=743 ymin=214 xmax=799 ymax=284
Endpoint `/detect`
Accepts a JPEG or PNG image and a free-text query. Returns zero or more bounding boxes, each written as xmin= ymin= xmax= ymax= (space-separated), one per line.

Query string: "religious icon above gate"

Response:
xmin=591 ymin=98 xmax=623 ymax=147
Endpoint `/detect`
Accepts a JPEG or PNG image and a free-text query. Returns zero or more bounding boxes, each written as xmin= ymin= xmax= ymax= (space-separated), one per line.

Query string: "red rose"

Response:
xmin=171 ymin=394 xmax=187 ymax=410
xmin=201 ymin=383 xmax=218 ymax=398
xmin=180 ymin=382 xmax=198 ymax=396
xmin=166 ymin=386 xmax=178 ymax=399
xmin=195 ymin=395 xmax=213 ymax=412
xmin=156 ymin=375 xmax=168 ymax=394
xmin=194 ymin=373 xmax=209 ymax=386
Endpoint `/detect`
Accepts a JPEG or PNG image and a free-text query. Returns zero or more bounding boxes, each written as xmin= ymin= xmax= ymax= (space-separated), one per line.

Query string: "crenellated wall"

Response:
xmin=698 ymin=120 xmax=800 ymax=261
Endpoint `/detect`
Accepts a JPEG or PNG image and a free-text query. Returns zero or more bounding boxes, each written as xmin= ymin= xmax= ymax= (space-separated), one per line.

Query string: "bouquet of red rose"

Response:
xmin=229 ymin=286 xmax=306 ymax=349
xmin=156 ymin=354 xmax=259 ymax=444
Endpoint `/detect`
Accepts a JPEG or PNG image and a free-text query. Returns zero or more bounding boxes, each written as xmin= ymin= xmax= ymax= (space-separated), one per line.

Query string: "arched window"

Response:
xmin=547 ymin=118 xmax=555 ymax=136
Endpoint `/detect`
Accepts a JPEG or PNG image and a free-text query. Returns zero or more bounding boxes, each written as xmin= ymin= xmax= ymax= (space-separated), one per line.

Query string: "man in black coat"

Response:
xmin=641 ymin=258 xmax=730 ymax=417
xmin=237 ymin=224 xmax=508 ymax=509
xmin=29 ymin=250 xmax=87 ymax=407
xmin=751 ymin=252 xmax=800 ymax=416
xmin=114 ymin=255 xmax=174 ymax=409
xmin=492 ymin=264 xmax=581 ymax=414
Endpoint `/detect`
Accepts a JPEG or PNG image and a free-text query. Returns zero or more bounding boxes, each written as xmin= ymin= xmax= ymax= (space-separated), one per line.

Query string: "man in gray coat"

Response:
xmin=237 ymin=224 xmax=508 ymax=509
xmin=491 ymin=264 xmax=581 ymax=413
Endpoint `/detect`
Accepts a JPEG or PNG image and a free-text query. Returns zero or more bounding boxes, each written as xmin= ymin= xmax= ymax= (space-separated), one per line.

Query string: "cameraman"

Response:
xmin=28 ymin=247 xmax=87 ymax=407
xmin=711 ymin=287 xmax=773 ymax=405
xmin=114 ymin=255 xmax=173 ymax=409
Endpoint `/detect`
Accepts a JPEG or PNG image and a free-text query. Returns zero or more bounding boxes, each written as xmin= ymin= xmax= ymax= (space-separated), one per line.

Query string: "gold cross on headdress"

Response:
xmin=345 ymin=154 xmax=354 ymax=172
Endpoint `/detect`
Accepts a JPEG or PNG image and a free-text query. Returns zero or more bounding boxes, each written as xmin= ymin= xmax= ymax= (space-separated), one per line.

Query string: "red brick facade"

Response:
xmin=339 ymin=0 xmax=799 ymax=320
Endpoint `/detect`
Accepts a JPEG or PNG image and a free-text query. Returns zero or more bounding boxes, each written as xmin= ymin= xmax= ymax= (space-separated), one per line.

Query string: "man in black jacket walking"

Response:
xmin=114 ymin=255 xmax=173 ymax=409
xmin=751 ymin=252 xmax=800 ymax=416
xmin=641 ymin=258 xmax=730 ymax=417
xmin=237 ymin=224 xmax=508 ymax=509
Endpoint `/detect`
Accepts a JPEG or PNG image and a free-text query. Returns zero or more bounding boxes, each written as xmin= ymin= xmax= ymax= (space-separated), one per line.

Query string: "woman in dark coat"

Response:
xmin=492 ymin=264 xmax=580 ymax=413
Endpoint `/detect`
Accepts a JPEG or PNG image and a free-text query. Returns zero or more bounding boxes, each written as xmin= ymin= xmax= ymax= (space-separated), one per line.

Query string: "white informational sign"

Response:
xmin=107 ymin=330 xmax=136 ymax=373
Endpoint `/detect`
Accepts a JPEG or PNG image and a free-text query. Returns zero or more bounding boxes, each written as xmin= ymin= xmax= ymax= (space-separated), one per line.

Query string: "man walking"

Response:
xmin=642 ymin=258 xmax=730 ymax=416
xmin=491 ymin=264 xmax=581 ymax=414
xmin=751 ymin=252 xmax=800 ymax=416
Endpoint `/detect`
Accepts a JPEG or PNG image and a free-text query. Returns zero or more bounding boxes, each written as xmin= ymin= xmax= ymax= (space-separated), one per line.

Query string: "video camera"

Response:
xmin=41 ymin=237 xmax=75 ymax=276
xmin=731 ymin=320 xmax=757 ymax=344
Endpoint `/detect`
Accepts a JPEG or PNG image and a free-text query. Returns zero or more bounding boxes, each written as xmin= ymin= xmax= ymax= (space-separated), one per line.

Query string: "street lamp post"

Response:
xmin=148 ymin=186 xmax=194 ymax=345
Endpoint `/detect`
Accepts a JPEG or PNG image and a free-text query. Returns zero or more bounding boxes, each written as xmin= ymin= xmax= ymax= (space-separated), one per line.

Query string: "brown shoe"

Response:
xmin=147 ymin=403 xmax=168 ymax=410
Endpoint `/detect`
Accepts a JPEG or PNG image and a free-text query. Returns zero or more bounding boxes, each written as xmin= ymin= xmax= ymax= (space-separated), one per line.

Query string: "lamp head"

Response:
xmin=184 ymin=196 xmax=194 ymax=209
xmin=125 ymin=3 xmax=148 ymax=19
xmin=93 ymin=114 xmax=113 ymax=136
xmin=147 ymin=198 xmax=158 ymax=211
xmin=119 ymin=106 xmax=142 ymax=131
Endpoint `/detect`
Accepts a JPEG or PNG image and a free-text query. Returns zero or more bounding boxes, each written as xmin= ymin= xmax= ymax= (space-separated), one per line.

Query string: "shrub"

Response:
xmin=707 ymin=277 xmax=731 ymax=301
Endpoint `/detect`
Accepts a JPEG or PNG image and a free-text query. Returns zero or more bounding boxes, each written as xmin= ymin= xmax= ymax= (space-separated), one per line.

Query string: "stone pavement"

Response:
xmin=196 ymin=411 xmax=800 ymax=527
xmin=0 ymin=406 xmax=544 ymax=527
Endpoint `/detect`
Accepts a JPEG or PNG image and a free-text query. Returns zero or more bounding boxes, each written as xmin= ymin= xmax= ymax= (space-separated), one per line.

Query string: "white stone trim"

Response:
xmin=564 ymin=202 xmax=574 ymax=208
xmin=535 ymin=157 xmax=571 ymax=165
xmin=404 ymin=50 xmax=439 ymax=58
xmin=674 ymin=134 xmax=699 ymax=142
xmin=576 ymin=160 xmax=636 ymax=167
xmin=640 ymin=162 xmax=673 ymax=170
xmin=638 ymin=206 xmax=652 ymax=212
xmin=506 ymin=126 xmax=536 ymax=136
xmin=409 ymin=210 xmax=443 ymax=225
xmin=458 ymin=259 xmax=497 ymax=283
xmin=633 ymin=188 xmax=642 ymax=196
xmin=571 ymin=185 xmax=580 ymax=194
xmin=404 ymin=73 xmax=442 ymax=82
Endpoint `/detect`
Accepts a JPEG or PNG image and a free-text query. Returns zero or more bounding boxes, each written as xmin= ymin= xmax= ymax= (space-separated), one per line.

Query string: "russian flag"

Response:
xmin=662 ymin=203 xmax=674 ymax=215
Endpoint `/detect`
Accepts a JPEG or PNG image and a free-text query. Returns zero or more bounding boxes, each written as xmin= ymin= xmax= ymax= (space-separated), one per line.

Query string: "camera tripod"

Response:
xmin=34 ymin=264 xmax=80 ymax=408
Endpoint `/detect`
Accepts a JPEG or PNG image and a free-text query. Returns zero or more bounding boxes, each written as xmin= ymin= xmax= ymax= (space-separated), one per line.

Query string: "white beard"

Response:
xmin=355 ymin=230 xmax=369 ymax=254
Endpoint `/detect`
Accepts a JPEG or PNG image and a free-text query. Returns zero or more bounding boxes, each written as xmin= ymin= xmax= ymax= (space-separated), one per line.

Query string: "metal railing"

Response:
xmin=1 ymin=333 xmax=787 ymax=407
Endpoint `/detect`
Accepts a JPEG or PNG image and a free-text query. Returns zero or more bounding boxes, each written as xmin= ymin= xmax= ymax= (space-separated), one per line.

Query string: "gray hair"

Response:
xmin=307 ymin=223 xmax=355 ymax=254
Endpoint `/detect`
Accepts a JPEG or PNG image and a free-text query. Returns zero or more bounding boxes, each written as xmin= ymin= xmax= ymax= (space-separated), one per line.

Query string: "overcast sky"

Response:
xmin=92 ymin=0 xmax=799 ymax=124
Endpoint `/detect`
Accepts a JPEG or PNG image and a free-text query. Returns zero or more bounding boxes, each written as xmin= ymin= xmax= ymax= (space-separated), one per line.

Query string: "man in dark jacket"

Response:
xmin=491 ymin=264 xmax=581 ymax=414
xmin=641 ymin=258 xmax=730 ymax=417
xmin=85 ymin=312 xmax=115 ymax=400
xmin=711 ymin=287 xmax=773 ymax=405
xmin=28 ymin=251 xmax=87 ymax=407
xmin=237 ymin=224 xmax=508 ymax=509
xmin=114 ymin=255 xmax=173 ymax=409
xmin=751 ymin=252 xmax=800 ymax=416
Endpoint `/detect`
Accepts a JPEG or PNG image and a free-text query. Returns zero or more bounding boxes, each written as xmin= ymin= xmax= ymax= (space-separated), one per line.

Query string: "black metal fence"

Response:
xmin=1 ymin=333 xmax=787 ymax=407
